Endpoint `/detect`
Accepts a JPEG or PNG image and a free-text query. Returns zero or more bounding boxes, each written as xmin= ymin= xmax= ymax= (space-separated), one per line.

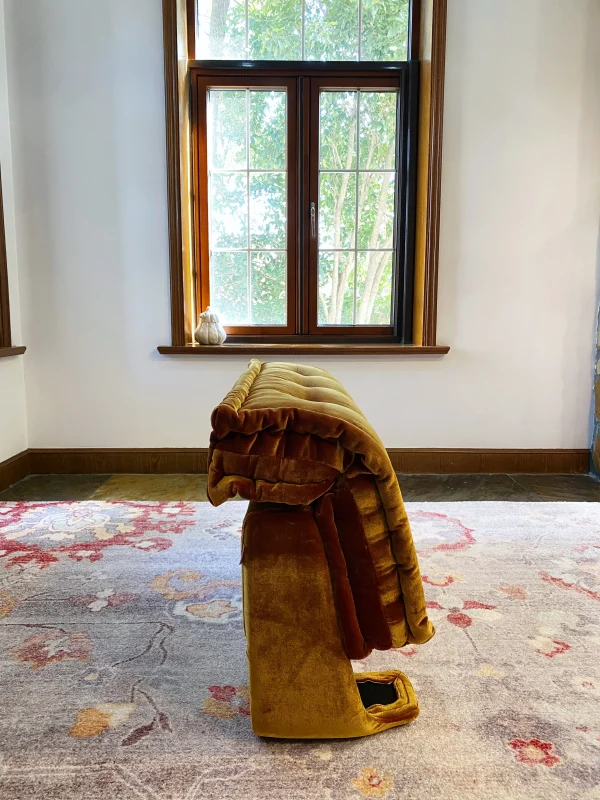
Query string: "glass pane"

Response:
xmin=197 ymin=0 xmax=409 ymax=61
xmin=359 ymin=92 xmax=397 ymax=170
xmin=305 ymin=0 xmax=359 ymax=61
xmin=248 ymin=0 xmax=302 ymax=59
xmin=207 ymin=87 xmax=289 ymax=327
xmin=208 ymin=91 xmax=247 ymax=170
xmin=357 ymin=173 xmax=396 ymax=249
xmin=250 ymin=173 xmax=286 ymax=249
xmin=319 ymin=91 xmax=357 ymax=170
xmin=318 ymin=252 xmax=355 ymax=325
xmin=361 ymin=0 xmax=409 ymax=61
xmin=210 ymin=173 xmax=248 ymax=249
xmin=250 ymin=91 xmax=286 ymax=170
xmin=356 ymin=251 xmax=393 ymax=324
xmin=251 ymin=252 xmax=287 ymax=324
xmin=197 ymin=0 xmax=246 ymax=59
xmin=318 ymin=173 xmax=357 ymax=249
xmin=211 ymin=251 xmax=249 ymax=325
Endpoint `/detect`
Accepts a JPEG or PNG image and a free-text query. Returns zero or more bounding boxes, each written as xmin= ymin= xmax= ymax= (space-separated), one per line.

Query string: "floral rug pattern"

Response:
xmin=0 ymin=500 xmax=599 ymax=799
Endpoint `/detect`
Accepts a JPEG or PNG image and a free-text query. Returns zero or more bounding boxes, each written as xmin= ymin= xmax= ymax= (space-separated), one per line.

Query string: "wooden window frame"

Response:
xmin=193 ymin=74 xmax=299 ymax=336
xmin=306 ymin=72 xmax=413 ymax=340
xmin=0 ymin=166 xmax=26 ymax=359
xmin=159 ymin=0 xmax=449 ymax=356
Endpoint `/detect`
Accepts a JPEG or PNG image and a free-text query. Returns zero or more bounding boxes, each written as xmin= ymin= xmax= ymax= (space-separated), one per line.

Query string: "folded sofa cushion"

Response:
xmin=208 ymin=360 xmax=434 ymax=650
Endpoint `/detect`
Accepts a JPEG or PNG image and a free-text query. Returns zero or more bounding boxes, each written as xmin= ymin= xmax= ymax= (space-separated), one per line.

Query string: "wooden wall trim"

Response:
xmin=0 ymin=166 xmax=12 ymax=348
xmin=0 ymin=447 xmax=589 ymax=493
xmin=387 ymin=449 xmax=590 ymax=475
xmin=0 ymin=448 xmax=587 ymax=486
xmin=162 ymin=0 xmax=196 ymax=346
xmin=0 ymin=451 xmax=31 ymax=493
xmin=1 ymin=445 xmax=589 ymax=495
xmin=413 ymin=0 xmax=447 ymax=345
xmin=28 ymin=448 xmax=209 ymax=476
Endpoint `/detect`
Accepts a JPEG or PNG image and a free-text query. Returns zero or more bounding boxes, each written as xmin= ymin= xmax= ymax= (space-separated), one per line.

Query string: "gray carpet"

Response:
xmin=1 ymin=500 xmax=599 ymax=799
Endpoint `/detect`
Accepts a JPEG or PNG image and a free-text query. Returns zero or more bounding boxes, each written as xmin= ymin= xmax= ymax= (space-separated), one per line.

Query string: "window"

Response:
xmin=191 ymin=0 xmax=418 ymax=341
xmin=160 ymin=0 xmax=448 ymax=353
xmin=196 ymin=78 xmax=297 ymax=335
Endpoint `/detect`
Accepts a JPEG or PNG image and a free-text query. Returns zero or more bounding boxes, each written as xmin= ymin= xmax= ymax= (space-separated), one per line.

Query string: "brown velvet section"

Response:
xmin=314 ymin=493 xmax=369 ymax=660
xmin=208 ymin=360 xmax=435 ymax=650
xmin=330 ymin=484 xmax=393 ymax=651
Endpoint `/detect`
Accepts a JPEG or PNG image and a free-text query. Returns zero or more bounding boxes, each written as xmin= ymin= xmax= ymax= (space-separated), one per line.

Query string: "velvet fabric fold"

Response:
xmin=208 ymin=360 xmax=434 ymax=650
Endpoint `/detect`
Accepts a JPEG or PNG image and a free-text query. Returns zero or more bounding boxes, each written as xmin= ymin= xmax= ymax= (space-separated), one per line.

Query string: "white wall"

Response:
xmin=0 ymin=0 xmax=27 ymax=462
xmin=4 ymin=0 xmax=600 ymax=450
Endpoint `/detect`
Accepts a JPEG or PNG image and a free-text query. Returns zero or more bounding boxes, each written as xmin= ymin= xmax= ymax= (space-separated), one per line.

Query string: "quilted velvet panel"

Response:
xmin=208 ymin=360 xmax=434 ymax=649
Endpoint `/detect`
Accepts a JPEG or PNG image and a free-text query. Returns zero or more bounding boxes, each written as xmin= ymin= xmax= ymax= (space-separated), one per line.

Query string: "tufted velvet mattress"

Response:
xmin=207 ymin=359 xmax=434 ymax=657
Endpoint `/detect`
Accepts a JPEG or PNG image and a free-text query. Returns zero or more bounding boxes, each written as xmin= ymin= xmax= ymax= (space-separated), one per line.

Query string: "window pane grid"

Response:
xmin=211 ymin=248 xmax=288 ymax=253
xmin=209 ymin=169 xmax=287 ymax=174
xmin=197 ymin=0 xmax=409 ymax=62
xmin=320 ymin=248 xmax=393 ymax=253
xmin=317 ymin=89 xmax=397 ymax=326
xmin=207 ymin=88 xmax=288 ymax=327
xmin=319 ymin=170 xmax=395 ymax=175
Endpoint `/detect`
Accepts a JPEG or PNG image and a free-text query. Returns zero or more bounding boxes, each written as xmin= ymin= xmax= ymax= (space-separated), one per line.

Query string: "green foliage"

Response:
xmin=318 ymin=253 xmax=354 ymax=324
xmin=361 ymin=0 xmax=409 ymax=61
xmin=211 ymin=251 xmax=249 ymax=323
xmin=210 ymin=172 xmax=248 ymax=250
xmin=208 ymin=89 xmax=288 ymax=325
xmin=250 ymin=173 xmax=286 ymax=250
xmin=317 ymin=90 xmax=396 ymax=325
xmin=209 ymin=90 xmax=246 ymax=167
xmin=250 ymin=92 xmax=286 ymax=169
xmin=202 ymin=0 xmax=409 ymax=61
xmin=305 ymin=0 xmax=359 ymax=61
xmin=249 ymin=0 xmax=302 ymax=59
xmin=251 ymin=253 xmax=286 ymax=324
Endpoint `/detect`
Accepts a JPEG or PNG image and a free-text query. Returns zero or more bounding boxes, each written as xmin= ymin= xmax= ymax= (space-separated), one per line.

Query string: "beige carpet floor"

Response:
xmin=0 ymin=500 xmax=599 ymax=799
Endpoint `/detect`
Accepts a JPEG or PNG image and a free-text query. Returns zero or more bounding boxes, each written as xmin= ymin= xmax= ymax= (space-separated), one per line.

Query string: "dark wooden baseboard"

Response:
xmin=0 ymin=450 xmax=31 ymax=492
xmin=0 ymin=447 xmax=590 ymax=492
xmin=387 ymin=448 xmax=590 ymax=474
xmin=28 ymin=448 xmax=209 ymax=476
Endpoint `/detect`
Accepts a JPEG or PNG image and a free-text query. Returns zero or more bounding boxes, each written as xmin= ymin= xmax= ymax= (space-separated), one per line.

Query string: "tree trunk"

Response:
xmin=210 ymin=0 xmax=232 ymax=57
xmin=356 ymin=142 xmax=395 ymax=324
xmin=325 ymin=119 xmax=356 ymax=323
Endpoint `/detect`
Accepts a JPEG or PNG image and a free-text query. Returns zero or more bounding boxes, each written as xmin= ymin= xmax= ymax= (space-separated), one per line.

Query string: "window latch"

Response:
xmin=310 ymin=202 xmax=316 ymax=238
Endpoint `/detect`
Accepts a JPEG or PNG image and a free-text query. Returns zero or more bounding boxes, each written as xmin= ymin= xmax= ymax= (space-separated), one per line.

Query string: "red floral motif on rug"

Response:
xmin=203 ymin=685 xmax=250 ymax=718
xmin=410 ymin=510 xmax=476 ymax=557
xmin=508 ymin=738 xmax=561 ymax=768
xmin=14 ymin=631 xmax=92 ymax=670
xmin=0 ymin=501 xmax=196 ymax=568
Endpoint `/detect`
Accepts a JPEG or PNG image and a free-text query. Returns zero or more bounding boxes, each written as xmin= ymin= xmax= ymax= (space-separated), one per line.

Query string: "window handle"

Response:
xmin=310 ymin=202 xmax=316 ymax=238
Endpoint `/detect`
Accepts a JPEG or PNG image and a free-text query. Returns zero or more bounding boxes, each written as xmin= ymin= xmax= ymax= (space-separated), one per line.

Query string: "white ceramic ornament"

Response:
xmin=194 ymin=306 xmax=227 ymax=346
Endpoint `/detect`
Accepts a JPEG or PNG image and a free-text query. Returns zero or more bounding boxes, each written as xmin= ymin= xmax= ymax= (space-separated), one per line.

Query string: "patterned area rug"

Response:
xmin=0 ymin=500 xmax=599 ymax=800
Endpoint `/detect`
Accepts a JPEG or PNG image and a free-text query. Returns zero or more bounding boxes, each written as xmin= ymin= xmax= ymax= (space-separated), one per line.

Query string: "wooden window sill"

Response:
xmin=158 ymin=343 xmax=449 ymax=356
xmin=0 ymin=346 xmax=26 ymax=359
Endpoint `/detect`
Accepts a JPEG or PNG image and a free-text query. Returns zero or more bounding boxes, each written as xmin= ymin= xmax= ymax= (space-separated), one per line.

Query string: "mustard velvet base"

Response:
xmin=242 ymin=503 xmax=420 ymax=739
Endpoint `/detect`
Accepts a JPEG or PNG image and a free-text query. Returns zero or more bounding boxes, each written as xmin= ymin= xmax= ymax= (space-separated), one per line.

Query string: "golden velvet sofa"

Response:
xmin=208 ymin=360 xmax=434 ymax=739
